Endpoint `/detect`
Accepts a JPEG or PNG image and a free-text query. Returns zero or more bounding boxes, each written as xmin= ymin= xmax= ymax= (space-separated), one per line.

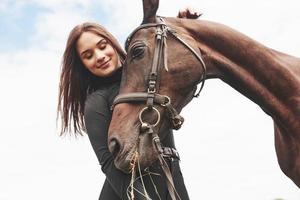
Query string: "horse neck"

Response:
xmin=179 ymin=19 xmax=300 ymax=128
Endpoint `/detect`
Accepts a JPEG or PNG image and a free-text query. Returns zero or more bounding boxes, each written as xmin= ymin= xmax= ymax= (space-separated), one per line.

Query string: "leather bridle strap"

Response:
xmin=125 ymin=22 xmax=166 ymax=51
xmin=153 ymin=134 xmax=182 ymax=200
xmin=112 ymin=92 xmax=184 ymax=130
xmin=167 ymin=29 xmax=206 ymax=97
xmin=126 ymin=18 xmax=207 ymax=98
xmin=112 ymin=92 xmax=168 ymax=106
xmin=146 ymin=22 xmax=167 ymax=107
xmin=113 ymin=21 xmax=185 ymax=130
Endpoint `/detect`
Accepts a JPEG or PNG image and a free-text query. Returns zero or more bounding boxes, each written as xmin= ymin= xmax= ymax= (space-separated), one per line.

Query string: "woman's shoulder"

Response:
xmin=85 ymin=83 xmax=119 ymax=114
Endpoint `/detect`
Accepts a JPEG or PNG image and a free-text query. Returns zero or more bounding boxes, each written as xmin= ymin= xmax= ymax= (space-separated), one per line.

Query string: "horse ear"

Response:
xmin=142 ymin=0 xmax=159 ymax=23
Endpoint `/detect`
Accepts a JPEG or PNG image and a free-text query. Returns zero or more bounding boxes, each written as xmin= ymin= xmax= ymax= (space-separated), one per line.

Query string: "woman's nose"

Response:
xmin=95 ymin=49 xmax=105 ymax=63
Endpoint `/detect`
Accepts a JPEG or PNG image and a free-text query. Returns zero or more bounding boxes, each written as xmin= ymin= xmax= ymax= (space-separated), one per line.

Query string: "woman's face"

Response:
xmin=76 ymin=31 xmax=121 ymax=77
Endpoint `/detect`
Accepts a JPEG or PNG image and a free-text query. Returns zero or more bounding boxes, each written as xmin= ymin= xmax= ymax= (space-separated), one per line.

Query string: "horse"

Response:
xmin=108 ymin=0 xmax=300 ymax=188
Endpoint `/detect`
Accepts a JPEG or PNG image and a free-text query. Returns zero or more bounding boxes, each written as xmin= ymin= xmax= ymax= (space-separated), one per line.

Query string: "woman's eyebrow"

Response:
xmin=80 ymin=39 xmax=107 ymax=56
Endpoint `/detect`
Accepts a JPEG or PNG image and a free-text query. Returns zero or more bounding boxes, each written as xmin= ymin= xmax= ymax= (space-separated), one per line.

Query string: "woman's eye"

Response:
xmin=98 ymin=43 xmax=107 ymax=50
xmin=131 ymin=45 xmax=145 ymax=59
xmin=84 ymin=53 xmax=93 ymax=59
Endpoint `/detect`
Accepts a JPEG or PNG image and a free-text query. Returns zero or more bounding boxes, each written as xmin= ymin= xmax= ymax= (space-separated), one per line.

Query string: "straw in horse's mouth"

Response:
xmin=128 ymin=135 xmax=141 ymax=172
xmin=130 ymin=150 xmax=139 ymax=172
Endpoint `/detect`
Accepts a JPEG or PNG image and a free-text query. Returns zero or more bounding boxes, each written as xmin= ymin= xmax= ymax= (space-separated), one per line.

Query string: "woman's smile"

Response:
xmin=97 ymin=59 xmax=111 ymax=69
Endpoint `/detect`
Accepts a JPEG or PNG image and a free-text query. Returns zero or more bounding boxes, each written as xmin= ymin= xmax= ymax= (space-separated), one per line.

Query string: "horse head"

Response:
xmin=108 ymin=0 xmax=206 ymax=172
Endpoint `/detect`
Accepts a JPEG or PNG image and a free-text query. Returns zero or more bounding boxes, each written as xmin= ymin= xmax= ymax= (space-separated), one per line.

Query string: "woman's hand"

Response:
xmin=177 ymin=7 xmax=202 ymax=19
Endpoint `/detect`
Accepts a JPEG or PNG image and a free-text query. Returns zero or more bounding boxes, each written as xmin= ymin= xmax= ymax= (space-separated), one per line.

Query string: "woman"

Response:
xmin=58 ymin=8 xmax=200 ymax=200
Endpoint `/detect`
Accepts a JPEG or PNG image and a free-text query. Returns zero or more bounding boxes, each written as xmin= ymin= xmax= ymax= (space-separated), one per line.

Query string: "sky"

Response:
xmin=0 ymin=0 xmax=299 ymax=199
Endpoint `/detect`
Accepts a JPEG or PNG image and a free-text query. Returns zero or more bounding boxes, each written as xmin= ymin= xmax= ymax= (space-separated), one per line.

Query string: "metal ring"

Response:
xmin=139 ymin=107 xmax=161 ymax=127
xmin=161 ymin=96 xmax=171 ymax=107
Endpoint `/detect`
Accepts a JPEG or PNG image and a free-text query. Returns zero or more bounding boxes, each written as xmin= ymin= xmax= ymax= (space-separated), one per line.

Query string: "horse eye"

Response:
xmin=131 ymin=44 xmax=145 ymax=59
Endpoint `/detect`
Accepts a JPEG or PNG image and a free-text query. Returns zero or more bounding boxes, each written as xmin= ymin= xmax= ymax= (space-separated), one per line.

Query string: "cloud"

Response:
xmin=0 ymin=1 xmax=299 ymax=199
xmin=31 ymin=9 xmax=90 ymax=52
xmin=0 ymin=0 xmax=93 ymax=138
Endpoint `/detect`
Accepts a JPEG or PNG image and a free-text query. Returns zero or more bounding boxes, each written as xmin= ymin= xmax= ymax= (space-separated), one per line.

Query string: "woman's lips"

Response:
xmin=97 ymin=59 xmax=110 ymax=69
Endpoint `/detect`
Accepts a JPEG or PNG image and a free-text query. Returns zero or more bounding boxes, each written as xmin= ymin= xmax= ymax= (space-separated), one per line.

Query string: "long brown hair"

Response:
xmin=57 ymin=22 xmax=126 ymax=136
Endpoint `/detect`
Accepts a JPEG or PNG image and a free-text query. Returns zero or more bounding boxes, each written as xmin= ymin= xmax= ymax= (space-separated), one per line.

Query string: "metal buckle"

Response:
xmin=160 ymin=96 xmax=171 ymax=107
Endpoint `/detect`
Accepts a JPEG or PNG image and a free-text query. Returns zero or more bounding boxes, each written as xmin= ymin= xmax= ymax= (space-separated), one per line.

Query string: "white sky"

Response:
xmin=0 ymin=0 xmax=299 ymax=199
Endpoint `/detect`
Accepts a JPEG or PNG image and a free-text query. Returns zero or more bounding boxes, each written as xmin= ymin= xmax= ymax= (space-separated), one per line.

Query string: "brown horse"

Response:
xmin=108 ymin=0 xmax=300 ymax=188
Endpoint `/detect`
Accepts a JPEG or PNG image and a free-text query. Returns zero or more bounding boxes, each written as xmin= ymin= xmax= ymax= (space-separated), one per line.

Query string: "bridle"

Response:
xmin=111 ymin=17 xmax=207 ymax=200
xmin=112 ymin=17 xmax=206 ymax=131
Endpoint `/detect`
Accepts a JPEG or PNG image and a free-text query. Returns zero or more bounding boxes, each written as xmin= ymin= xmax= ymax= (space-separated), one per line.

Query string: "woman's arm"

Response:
xmin=84 ymin=92 xmax=144 ymax=199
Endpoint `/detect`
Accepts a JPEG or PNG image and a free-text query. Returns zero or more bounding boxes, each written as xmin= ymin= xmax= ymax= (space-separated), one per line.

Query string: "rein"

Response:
xmin=112 ymin=17 xmax=207 ymax=200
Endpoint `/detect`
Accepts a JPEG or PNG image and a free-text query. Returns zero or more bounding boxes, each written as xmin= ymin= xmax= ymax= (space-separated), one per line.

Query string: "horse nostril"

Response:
xmin=108 ymin=138 xmax=121 ymax=158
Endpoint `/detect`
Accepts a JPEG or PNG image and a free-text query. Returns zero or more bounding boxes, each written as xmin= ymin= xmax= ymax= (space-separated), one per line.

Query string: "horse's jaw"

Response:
xmin=112 ymin=130 xmax=160 ymax=173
